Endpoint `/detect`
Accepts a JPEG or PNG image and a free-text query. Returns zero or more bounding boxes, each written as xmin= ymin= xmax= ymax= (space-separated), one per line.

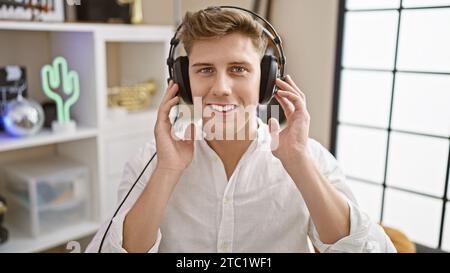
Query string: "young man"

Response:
xmin=87 ymin=8 xmax=396 ymax=253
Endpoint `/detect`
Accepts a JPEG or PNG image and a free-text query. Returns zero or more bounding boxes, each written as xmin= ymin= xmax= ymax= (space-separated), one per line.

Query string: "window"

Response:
xmin=331 ymin=0 xmax=450 ymax=251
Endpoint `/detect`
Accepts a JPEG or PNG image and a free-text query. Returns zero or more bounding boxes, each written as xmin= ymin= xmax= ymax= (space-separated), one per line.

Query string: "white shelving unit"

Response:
xmin=0 ymin=21 xmax=172 ymax=252
xmin=3 ymin=222 xmax=100 ymax=253
xmin=0 ymin=127 xmax=98 ymax=152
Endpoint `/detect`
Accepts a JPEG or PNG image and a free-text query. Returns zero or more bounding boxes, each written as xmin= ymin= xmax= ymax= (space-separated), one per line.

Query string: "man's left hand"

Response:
xmin=268 ymin=75 xmax=311 ymax=163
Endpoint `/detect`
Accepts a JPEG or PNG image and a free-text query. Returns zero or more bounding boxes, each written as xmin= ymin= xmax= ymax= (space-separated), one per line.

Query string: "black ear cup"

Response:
xmin=259 ymin=55 xmax=279 ymax=105
xmin=173 ymin=56 xmax=193 ymax=104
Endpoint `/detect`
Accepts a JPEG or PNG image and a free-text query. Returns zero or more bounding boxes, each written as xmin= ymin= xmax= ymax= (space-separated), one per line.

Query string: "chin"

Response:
xmin=202 ymin=115 xmax=250 ymax=141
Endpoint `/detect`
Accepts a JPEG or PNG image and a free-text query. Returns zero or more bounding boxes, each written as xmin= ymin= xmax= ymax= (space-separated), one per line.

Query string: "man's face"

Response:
xmin=188 ymin=33 xmax=261 ymax=140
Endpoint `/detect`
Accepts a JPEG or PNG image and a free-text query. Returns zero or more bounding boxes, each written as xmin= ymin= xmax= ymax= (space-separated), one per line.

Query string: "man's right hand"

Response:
xmin=123 ymin=83 xmax=195 ymax=252
xmin=154 ymin=80 xmax=195 ymax=173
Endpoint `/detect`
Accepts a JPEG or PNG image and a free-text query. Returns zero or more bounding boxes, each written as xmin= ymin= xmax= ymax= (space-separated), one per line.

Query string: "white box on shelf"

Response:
xmin=1 ymin=156 xmax=90 ymax=237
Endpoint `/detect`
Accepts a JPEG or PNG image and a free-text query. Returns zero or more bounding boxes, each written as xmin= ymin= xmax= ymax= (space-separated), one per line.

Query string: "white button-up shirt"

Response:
xmin=87 ymin=119 xmax=396 ymax=253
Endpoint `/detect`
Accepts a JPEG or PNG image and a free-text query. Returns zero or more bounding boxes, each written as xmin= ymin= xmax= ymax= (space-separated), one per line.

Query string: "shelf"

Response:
xmin=0 ymin=20 xmax=168 ymax=32
xmin=0 ymin=221 xmax=99 ymax=253
xmin=0 ymin=20 xmax=103 ymax=32
xmin=0 ymin=20 xmax=173 ymax=42
xmin=0 ymin=127 xmax=98 ymax=152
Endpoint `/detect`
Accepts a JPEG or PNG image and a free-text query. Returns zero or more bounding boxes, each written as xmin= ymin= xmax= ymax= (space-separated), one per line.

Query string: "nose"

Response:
xmin=211 ymin=72 xmax=232 ymax=97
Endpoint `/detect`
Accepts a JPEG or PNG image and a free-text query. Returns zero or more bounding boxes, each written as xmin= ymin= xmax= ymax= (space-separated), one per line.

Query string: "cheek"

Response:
xmin=239 ymin=77 xmax=260 ymax=103
xmin=249 ymin=70 xmax=262 ymax=100
xmin=189 ymin=75 xmax=208 ymax=98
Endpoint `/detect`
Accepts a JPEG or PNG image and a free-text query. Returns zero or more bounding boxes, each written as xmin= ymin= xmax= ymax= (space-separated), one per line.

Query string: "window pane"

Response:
xmin=347 ymin=179 xmax=383 ymax=222
xmin=442 ymin=202 xmax=450 ymax=252
xmin=383 ymin=189 xmax=442 ymax=248
xmin=397 ymin=9 xmax=450 ymax=73
xmin=448 ymin=166 xmax=450 ymax=200
xmin=347 ymin=0 xmax=400 ymax=10
xmin=343 ymin=11 xmax=399 ymax=70
xmin=386 ymin=132 xmax=448 ymax=197
xmin=336 ymin=125 xmax=388 ymax=183
xmin=391 ymin=73 xmax=450 ymax=137
xmin=403 ymin=0 xmax=450 ymax=8
xmin=339 ymin=70 xmax=393 ymax=128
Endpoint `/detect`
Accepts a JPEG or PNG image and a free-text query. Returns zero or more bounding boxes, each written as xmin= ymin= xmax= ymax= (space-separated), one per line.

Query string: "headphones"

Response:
xmin=98 ymin=6 xmax=285 ymax=253
xmin=167 ymin=5 xmax=286 ymax=105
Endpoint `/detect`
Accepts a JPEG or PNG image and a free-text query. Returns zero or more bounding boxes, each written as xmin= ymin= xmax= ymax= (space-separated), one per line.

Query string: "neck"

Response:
xmin=205 ymin=117 xmax=258 ymax=168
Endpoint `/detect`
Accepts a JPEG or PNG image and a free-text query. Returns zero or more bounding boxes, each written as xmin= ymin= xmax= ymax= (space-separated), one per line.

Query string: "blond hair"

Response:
xmin=179 ymin=8 xmax=268 ymax=57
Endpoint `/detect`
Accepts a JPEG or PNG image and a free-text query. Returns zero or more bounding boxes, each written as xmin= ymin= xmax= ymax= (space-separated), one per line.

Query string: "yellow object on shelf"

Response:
xmin=117 ymin=0 xmax=144 ymax=24
xmin=107 ymin=81 xmax=156 ymax=112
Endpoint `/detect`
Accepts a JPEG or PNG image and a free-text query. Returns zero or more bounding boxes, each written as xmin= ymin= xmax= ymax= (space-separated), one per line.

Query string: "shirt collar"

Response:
xmin=172 ymin=114 xmax=272 ymax=157
xmin=195 ymin=117 xmax=272 ymax=160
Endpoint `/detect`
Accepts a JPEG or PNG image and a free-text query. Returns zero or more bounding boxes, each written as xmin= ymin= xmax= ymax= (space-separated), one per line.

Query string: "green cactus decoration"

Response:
xmin=41 ymin=56 xmax=80 ymax=123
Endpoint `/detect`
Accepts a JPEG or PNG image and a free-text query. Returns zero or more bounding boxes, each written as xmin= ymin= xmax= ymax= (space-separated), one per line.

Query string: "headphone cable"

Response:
xmin=98 ymin=107 xmax=179 ymax=253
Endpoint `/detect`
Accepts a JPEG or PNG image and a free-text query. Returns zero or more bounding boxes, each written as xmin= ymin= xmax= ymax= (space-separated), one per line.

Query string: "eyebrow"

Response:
xmin=191 ymin=61 xmax=252 ymax=67
xmin=229 ymin=61 xmax=252 ymax=66
xmin=191 ymin=62 xmax=213 ymax=67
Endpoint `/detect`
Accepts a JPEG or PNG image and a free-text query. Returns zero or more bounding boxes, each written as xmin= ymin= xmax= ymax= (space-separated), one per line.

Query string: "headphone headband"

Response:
xmin=167 ymin=5 xmax=286 ymax=81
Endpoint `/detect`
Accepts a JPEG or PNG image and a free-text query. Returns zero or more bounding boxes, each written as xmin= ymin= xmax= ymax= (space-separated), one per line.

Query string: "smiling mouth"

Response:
xmin=207 ymin=104 xmax=238 ymax=113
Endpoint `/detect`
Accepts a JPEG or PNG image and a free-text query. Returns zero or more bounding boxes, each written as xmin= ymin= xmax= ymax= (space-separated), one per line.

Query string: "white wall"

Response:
xmin=142 ymin=0 xmax=252 ymax=25
xmin=270 ymin=0 xmax=338 ymax=148
xmin=143 ymin=0 xmax=339 ymax=148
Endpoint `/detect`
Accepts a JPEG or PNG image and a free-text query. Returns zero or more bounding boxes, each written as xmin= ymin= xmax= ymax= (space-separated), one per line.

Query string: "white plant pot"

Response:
xmin=51 ymin=120 xmax=77 ymax=134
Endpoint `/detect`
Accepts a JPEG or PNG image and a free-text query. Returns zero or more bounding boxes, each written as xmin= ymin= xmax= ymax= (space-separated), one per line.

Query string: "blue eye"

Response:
xmin=198 ymin=67 xmax=214 ymax=74
xmin=231 ymin=66 xmax=247 ymax=73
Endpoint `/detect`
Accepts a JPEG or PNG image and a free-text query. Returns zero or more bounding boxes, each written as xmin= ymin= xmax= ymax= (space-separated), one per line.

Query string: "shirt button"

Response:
xmin=224 ymin=197 xmax=231 ymax=204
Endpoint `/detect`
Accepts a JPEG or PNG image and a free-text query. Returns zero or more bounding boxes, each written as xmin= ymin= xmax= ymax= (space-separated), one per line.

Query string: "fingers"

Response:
xmin=158 ymin=83 xmax=180 ymax=122
xmin=276 ymin=90 xmax=302 ymax=111
xmin=276 ymin=75 xmax=306 ymax=100
xmin=268 ymin=117 xmax=280 ymax=135
xmin=171 ymin=123 xmax=196 ymax=142
xmin=275 ymin=75 xmax=308 ymax=113
xmin=274 ymin=92 xmax=294 ymax=116
xmin=284 ymin=75 xmax=305 ymax=99
xmin=268 ymin=117 xmax=280 ymax=151
xmin=161 ymin=80 xmax=179 ymax=105
xmin=159 ymin=95 xmax=180 ymax=123
xmin=183 ymin=123 xmax=196 ymax=141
